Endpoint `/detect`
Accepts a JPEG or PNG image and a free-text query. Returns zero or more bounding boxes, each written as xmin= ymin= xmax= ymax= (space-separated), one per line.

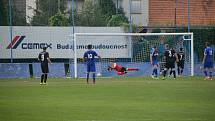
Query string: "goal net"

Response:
xmin=74 ymin=33 xmax=193 ymax=78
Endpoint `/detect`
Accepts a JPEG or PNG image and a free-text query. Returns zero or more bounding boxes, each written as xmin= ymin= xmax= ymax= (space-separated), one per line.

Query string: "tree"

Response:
xmin=49 ymin=11 xmax=69 ymax=26
xmin=0 ymin=0 xmax=8 ymax=25
xmin=12 ymin=7 xmax=26 ymax=26
xmin=98 ymin=0 xmax=117 ymax=20
xmin=107 ymin=14 xmax=128 ymax=26
xmin=0 ymin=0 xmax=26 ymax=26
xmin=31 ymin=0 xmax=67 ymax=26
xmin=73 ymin=0 xmax=106 ymax=26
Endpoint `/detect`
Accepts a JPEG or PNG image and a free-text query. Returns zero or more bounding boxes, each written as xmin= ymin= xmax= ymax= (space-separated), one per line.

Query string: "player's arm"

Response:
xmin=83 ymin=52 xmax=87 ymax=62
xmin=175 ymin=53 xmax=179 ymax=62
xmin=150 ymin=54 xmax=153 ymax=65
xmin=202 ymin=54 xmax=206 ymax=64
xmin=47 ymin=53 xmax=52 ymax=63
xmin=38 ymin=54 xmax=41 ymax=61
xmin=150 ymin=48 xmax=154 ymax=64
xmin=107 ymin=66 xmax=113 ymax=71
xmin=107 ymin=62 xmax=115 ymax=71
xmin=163 ymin=51 xmax=167 ymax=61
xmin=47 ymin=58 xmax=51 ymax=63
xmin=97 ymin=55 xmax=102 ymax=61
xmin=202 ymin=49 xmax=207 ymax=64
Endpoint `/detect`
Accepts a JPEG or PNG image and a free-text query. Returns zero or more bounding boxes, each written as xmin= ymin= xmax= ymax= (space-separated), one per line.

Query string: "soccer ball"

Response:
xmin=97 ymin=73 xmax=102 ymax=76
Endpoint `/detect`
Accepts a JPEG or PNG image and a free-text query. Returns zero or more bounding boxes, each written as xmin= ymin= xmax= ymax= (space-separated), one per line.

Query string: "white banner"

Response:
xmin=0 ymin=26 xmax=130 ymax=59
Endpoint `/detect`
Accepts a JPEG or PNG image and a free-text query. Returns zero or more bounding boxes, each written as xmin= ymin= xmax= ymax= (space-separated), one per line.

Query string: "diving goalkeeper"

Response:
xmin=107 ymin=62 xmax=139 ymax=75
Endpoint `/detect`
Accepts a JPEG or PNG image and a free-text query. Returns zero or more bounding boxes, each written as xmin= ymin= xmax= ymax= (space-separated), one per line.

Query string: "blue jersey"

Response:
xmin=204 ymin=47 xmax=213 ymax=63
xmin=84 ymin=50 xmax=98 ymax=72
xmin=84 ymin=50 xmax=98 ymax=65
xmin=150 ymin=48 xmax=158 ymax=65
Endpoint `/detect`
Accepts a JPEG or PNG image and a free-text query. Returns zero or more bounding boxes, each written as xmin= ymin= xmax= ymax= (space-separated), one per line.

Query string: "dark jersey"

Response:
xmin=38 ymin=51 xmax=50 ymax=64
xmin=177 ymin=51 xmax=185 ymax=63
xmin=164 ymin=49 xmax=176 ymax=63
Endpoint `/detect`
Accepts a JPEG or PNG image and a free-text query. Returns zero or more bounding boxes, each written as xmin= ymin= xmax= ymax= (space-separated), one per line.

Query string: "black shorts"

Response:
xmin=41 ymin=63 xmax=49 ymax=73
xmin=165 ymin=61 xmax=175 ymax=69
xmin=120 ymin=67 xmax=127 ymax=72
xmin=177 ymin=62 xmax=184 ymax=69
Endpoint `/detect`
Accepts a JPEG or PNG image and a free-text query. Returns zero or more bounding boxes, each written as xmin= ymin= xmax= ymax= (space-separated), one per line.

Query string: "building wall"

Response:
xmin=149 ymin=0 xmax=215 ymax=27
xmin=114 ymin=0 xmax=149 ymax=26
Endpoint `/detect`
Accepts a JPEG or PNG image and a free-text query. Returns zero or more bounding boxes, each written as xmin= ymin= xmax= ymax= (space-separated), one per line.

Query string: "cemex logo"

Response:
xmin=6 ymin=35 xmax=52 ymax=49
xmin=7 ymin=36 xmax=25 ymax=49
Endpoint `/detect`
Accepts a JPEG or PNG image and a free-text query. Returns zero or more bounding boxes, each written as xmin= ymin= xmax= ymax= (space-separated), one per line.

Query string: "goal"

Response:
xmin=73 ymin=33 xmax=194 ymax=78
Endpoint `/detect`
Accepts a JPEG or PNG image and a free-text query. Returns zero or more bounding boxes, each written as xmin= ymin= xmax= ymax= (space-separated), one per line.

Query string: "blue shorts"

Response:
xmin=87 ymin=64 xmax=96 ymax=72
xmin=204 ymin=62 xmax=213 ymax=68
xmin=152 ymin=61 xmax=158 ymax=66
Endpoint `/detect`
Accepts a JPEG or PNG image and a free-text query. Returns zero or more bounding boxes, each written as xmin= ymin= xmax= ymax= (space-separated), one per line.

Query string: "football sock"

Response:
xmin=181 ymin=69 xmax=183 ymax=75
xmin=203 ymin=71 xmax=208 ymax=77
xmin=177 ymin=68 xmax=180 ymax=75
xmin=152 ymin=69 xmax=155 ymax=75
xmin=209 ymin=72 xmax=212 ymax=78
xmin=163 ymin=70 xmax=167 ymax=77
xmin=93 ymin=73 xmax=96 ymax=84
xmin=154 ymin=69 xmax=158 ymax=77
xmin=87 ymin=73 xmax=89 ymax=83
xmin=172 ymin=70 xmax=176 ymax=78
xmin=169 ymin=70 xmax=172 ymax=76
xmin=44 ymin=74 xmax=47 ymax=83
xmin=41 ymin=74 xmax=44 ymax=83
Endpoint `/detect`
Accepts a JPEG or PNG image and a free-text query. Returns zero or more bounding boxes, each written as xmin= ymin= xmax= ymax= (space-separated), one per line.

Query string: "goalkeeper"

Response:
xmin=107 ymin=62 xmax=139 ymax=75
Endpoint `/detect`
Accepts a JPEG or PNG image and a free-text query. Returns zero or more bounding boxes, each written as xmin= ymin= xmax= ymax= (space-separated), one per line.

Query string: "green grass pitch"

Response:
xmin=0 ymin=77 xmax=215 ymax=121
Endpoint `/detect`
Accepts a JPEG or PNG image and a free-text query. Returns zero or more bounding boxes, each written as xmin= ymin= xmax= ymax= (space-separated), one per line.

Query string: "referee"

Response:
xmin=38 ymin=47 xmax=51 ymax=85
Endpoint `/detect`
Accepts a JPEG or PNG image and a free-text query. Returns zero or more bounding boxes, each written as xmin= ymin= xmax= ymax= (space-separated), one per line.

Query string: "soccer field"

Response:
xmin=0 ymin=77 xmax=215 ymax=121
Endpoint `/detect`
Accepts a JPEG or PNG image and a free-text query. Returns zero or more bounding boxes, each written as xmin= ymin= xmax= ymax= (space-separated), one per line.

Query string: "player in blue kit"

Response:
xmin=202 ymin=42 xmax=214 ymax=80
xmin=150 ymin=46 xmax=159 ymax=79
xmin=83 ymin=44 xmax=101 ymax=84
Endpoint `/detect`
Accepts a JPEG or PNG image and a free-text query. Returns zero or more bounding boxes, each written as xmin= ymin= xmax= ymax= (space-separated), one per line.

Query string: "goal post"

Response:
xmin=74 ymin=33 xmax=194 ymax=78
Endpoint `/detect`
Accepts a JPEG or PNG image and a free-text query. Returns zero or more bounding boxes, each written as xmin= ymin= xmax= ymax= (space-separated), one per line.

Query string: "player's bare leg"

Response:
xmin=203 ymin=68 xmax=209 ymax=80
xmin=126 ymin=68 xmax=139 ymax=71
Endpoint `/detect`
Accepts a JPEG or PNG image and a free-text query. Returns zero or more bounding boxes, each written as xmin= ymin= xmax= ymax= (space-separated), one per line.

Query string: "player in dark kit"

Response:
xmin=162 ymin=44 xmax=178 ymax=79
xmin=38 ymin=47 xmax=51 ymax=85
xmin=177 ymin=48 xmax=185 ymax=76
xmin=83 ymin=44 xmax=101 ymax=84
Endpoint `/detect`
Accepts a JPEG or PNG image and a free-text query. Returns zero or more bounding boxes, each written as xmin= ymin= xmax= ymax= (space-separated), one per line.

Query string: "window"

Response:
xmin=131 ymin=0 xmax=141 ymax=14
